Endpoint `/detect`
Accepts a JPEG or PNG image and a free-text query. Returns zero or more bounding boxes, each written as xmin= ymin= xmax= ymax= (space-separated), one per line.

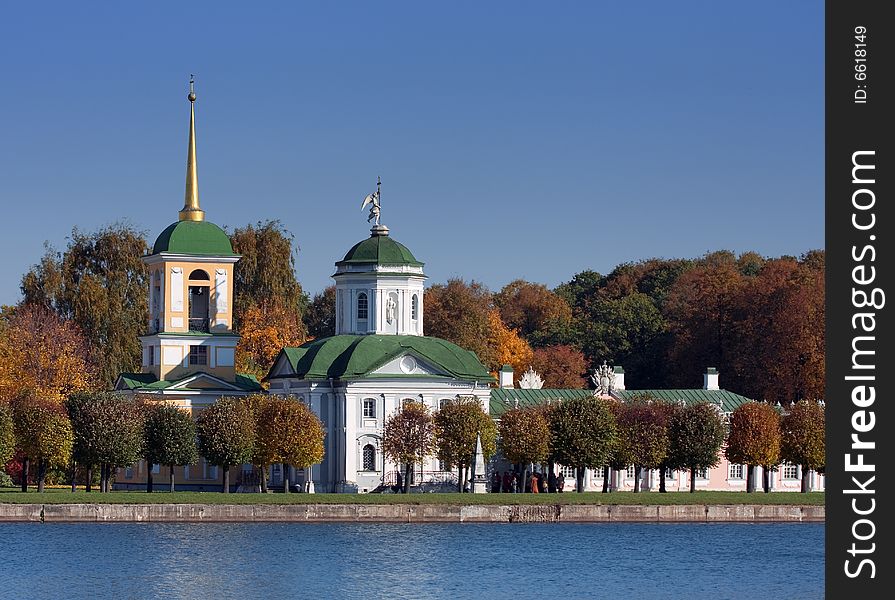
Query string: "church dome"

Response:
xmin=336 ymin=233 xmax=423 ymax=267
xmin=151 ymin=220 xmax=236 ymax=256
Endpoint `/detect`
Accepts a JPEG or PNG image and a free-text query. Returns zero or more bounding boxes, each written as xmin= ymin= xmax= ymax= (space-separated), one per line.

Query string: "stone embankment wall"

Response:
xmin=0 ymin=504 xmax=823 ymax=523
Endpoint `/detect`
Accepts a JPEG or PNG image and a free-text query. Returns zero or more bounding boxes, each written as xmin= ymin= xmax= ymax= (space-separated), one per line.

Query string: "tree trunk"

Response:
xmin=87 ymin=465 xmax=93 ymax=493
xmin=37 ymin=459 xmax=47 ymax=493
xmin=689 ymin=467 xmax=696 ymax=493
xmin=746 ymin=464 xmax=755 ymax=493
xmin=169 ymin=464 xmax=176 ymax=493
xmin=659 ymin=467 xmax=667 ymax=493
xmin=403 ymin=463 xmax=413 ymax=493
xmin=283 ymin=465 xmax=290 ymax=494
xmin=21 ymin=458 xmax=29 ymax=492
xmin=762 ymin=466 xmax=770 ymax=493
xmin=801 ymin=467 xmax=810 ymax=493
xmin=222 ymin=466 xmax=230 ymax=493
xmin=633 ymin=465 xmax=642 ymax=493
xmin=457 ymin=466 xmax=464 ymax=492
xmin=576 ymin=466 xmax=585 ymax=493
xmin=602 ymin=466 xmax=610 ymax=493
xmin=99 ymin=464 xmax=105 ymax=493
xmin=146 ymin=463 xmax=153 ymax=493
xmin=260 ymin=465 xmax=268 ymax=493
xmin=70 ymin=460 xmax=77 ymax=492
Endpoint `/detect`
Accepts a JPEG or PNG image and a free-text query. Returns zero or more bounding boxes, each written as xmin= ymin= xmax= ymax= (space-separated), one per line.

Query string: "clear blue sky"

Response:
xmin=0 ymin=2 xmax=823 ymax=306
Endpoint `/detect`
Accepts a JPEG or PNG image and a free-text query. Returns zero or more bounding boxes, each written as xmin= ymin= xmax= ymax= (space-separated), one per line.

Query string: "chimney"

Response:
xmin=499 ymin=365 xmax=514 ymax=389
xmin=613 ymin=366 xmax=625 ymax=390
xmin=704 ymin=367 xmax=719 ymax=390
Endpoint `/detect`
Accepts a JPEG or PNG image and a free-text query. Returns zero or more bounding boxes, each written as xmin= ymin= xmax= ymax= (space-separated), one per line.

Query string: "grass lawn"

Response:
xmin=0 ymin=488 xmax=824 ymax=506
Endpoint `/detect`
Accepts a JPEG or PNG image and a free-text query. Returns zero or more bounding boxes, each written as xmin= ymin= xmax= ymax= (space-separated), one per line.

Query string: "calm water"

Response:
xmin=0 ymin=522 xmax=823 ymax=599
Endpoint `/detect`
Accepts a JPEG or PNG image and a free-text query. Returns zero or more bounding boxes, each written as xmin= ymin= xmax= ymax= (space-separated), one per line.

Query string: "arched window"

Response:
xmin=362 ymin=444 xmax=376 ymax=471
xmin=411 ymin=294 xmax=419 ymax=320
xmin=357 ymin=292 xmax=368 ymax=320
xmin=189 ymin=269 xmax=210 ymax=280
xmin=362 ymin=397 xmax=376 ymax=418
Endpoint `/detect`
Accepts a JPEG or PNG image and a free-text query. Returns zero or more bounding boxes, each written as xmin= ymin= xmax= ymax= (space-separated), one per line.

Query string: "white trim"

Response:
xmin=143 ymin=254 xmax=241 ymax=265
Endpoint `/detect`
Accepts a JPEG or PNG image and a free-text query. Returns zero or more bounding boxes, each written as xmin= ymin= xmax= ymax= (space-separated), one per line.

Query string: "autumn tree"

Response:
xmin=13 ymin=395 xmax=73 ymax=492
xmin=382 ymin=401 xmax=436 ymax=493
xmin=235 ymin=301 xmax=306 ymax=380
xmin=497 ymin=407 xmax=550 ymax=494
xmin=667 ymin=402 xmax=726 ymax=493
xmin=615 ymin=395 xmax=670 ymax=492
xmin=725 ymin=402 xmax=781 ymax=493
xmin=434 ymin=397 xmax=497 ymax=492
xmin=144 ymin=404 xmax=199 ymax=493
xmin=780 ymin=400 xmax=825 ymax=493
xmin=529 ymin=345 xmax=587 ymax=389
xmin=548 ymin=397 xmax=617 ymax=493
xmin=66 ymin=392 xmax=144 ymax=493
xmin=0 ymin=304 xmax=96 ymax=404
xmin=424 ymin=279 xmax=493 ymax=362
xmin=485 ymin=310 xmax=533 ymax=377
xmin=196 ymin=397 xmax=255 ymax=493
xmin=304 ymin=285 xmax=335 ymax=340
xmin=21 ymin=224 xmax=149 ymax=386
xmin=255 ymin=397 xmax=325 ymax=493
xmin=493 ymin=279 xmax=573 ymax=346
xmin=0 ymin=404 xmax=14 ymax=468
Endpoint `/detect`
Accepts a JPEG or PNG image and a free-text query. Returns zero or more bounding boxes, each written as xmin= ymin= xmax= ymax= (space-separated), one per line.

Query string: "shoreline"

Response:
xmin=0 ymin=503 xmax=824 ymax=523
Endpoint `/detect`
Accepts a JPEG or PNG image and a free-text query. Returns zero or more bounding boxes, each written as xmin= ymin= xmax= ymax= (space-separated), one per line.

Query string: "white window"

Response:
xmin=561 ymin=466 xmax=576 ymax=479
xmin=362 ymin=444 xmax=376 ymax=471
xmin=625 ymin=465 xmax=636 ymax=479
xmin=696 ymin=468 xmax=708 ymax=479
xmin=362 ymin=398 xmax=376 ymax=418
xmin=728 ymin=464 xmax=744 ymax=479
xmin=151 ymin=463 xmax=160 ymax=474
xmin=439 ymin=399 xmax=452 ymax=410
xmin=125 ymin=466 xmax=134 ymax=479
xmin=411 ymin=294 xmax=419 ymax=320
xmin=189 ymin=345 xmax=207 ymax=366
xmin=783 ymin=463 xmax=799 ymax=479
xmin=204 ymin=462 xmax=218 ymax=480
xmin=357 ymin=292 xmax=368 ymax=320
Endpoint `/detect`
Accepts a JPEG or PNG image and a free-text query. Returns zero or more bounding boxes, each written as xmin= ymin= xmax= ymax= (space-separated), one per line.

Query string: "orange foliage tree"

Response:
xmin=530 ymin=345 xmax=587 ymax=388
xmin=236 ymin=301 xmax=307 ymax=380
xmin=493 ymin=279 xmax=572 ymax=345
xmin=0 ymin=304 xmax=96 ymax=404
xmin=485 ymin=310 xmax=533 ymax=379
xmin=725 ymin=401 xmax=781 ymax=493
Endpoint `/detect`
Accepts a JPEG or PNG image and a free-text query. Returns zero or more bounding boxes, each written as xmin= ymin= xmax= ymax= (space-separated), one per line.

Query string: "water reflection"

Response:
xmin=0 ymin=523 xmax=823 ymax=600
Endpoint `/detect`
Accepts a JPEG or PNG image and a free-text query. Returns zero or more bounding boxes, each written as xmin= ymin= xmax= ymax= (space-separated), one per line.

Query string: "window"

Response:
xmin=561 ymin=466 xmax=576 ymax=479
xmin=362 ymin=444 xmax=376 ymax=471
xmin=783 ymin=463 xmax=799 ymax=479
xmin=728 ymin=464 xmax=744 ymax=479
xmin=362 ymin=398 xmax=376 ymax=418
xmin=125 ymin=466 xmax=134 ymax=479
xmin=147 ymin=346 xmax=154 ymax=366
xmin=151 ymin=463 xmax=160 ymax=474
xmin=439 ymin=399 xmax=452 ymax=410
xmin=189 ymin=345 xmax=208 ymax=365
xmin=696 ymin=468 xmax=708 ymax=479
xmin=357 ymin=292 xmax=368 ymax=320
xmin=664 ymin=468 xmax=677 ymax=481
xmin=411 ymin=294 xmax=419 ymax=320
xmin=189 ymin=269 xmax=210 ymax=280
xmin=625 ymin=465 xmax=636 ymax=479
xmin=204 ymin=462 xmax=218 ymax=480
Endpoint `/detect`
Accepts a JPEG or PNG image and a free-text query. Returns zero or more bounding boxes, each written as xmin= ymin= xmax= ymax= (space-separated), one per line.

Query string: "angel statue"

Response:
xmin=361 ymin=177 xmax=382 ymax=226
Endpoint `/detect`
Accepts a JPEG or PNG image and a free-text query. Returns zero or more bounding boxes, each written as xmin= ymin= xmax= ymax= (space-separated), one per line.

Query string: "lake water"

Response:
xmin=0 ymin=522 xmax=823 ymax=599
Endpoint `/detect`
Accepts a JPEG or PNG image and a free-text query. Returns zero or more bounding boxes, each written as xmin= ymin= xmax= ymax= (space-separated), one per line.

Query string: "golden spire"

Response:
xmin=179 ymin=75 xmax=205 ymax=222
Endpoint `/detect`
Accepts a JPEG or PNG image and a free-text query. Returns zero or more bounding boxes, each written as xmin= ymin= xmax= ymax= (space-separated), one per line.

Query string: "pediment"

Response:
xmin=370 ymin=352 xmax=449 ymax=377
xmin=169 ymin=372 xmax=246 ymax=391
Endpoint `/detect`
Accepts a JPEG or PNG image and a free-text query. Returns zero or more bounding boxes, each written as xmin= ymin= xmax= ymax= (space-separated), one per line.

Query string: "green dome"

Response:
xmin=276 ymin=335 xmax=492 ymax=381
xmin=336 ymin=234 xmax=423 ymax=267
xmin=152 ymin=220 xmax=236 ymax=256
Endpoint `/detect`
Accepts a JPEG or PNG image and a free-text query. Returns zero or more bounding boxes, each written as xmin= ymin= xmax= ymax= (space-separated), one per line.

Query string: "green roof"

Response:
xmin=152 ymin=220 xmax=237 ymax=256
xmin=490 ymin=388 xmax=594 ymax=416
xmin=336 ymin=234 xmax=423 ymax=268
xmin=272 ymin=334 xmax=492 ymax=381
xmin=614 ymin=389 xmax=752 ymax=413
xmin=116 ymin=372 xmax=262 ymax=392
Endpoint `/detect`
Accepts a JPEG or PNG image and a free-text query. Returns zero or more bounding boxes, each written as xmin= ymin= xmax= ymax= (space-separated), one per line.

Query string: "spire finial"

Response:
xmin=361 ymin=176 xmax=387 ymax=235
xmin=179 ymin=75 xmax=204 ymax=222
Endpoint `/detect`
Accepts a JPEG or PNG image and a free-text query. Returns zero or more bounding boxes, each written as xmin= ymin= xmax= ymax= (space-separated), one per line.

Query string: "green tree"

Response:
xmin=255 ymin=396 xmax=326 ymax=493
xmin=144 ymin=405 xmax=199 ymax=493
xmin=21 ymin=224 xmax=150 ymax=387
xmin=780 ymin=400 xmax=825 ymax=493
xmin=304 ymin=285 xmax=336 ymax=340
xmin=196 ymin=397 xmax=255 ymax=493
xmin=66 ymin=392 xmax=144 ymax=493
xmin=434 ymin=397 xmax=497 ymax=492
xmin=424 ymin=279 xmax=493 ymax=363
xmin=497 ymin=407 xmax=550 ymax=493
xmin=13 ymin=394 xmax=73 ymax=492
xmin=725 ymin=402 xmax=781 ymax=493
xmin=382 ymin=401 xmax=436 ymax=493
xmin=615 ymin=395 xmax=670 ymax=492
xmin=548 ymin=397 xmax=617 ymax=493
xmin=0 ymin=404 xmax=14 ymax=468
xmin=667 ymin=402 xmax=726 ymax=493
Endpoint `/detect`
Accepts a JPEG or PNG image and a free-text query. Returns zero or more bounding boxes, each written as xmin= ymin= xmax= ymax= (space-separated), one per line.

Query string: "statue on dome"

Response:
xmin=361 ymin=176 xmax=382 ymax=226
xmin=591 ymin=361 xmax=615 ymax=396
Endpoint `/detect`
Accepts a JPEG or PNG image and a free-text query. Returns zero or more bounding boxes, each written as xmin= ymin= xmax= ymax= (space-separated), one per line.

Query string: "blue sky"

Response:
xmin=0 ymin=2 xmax=823 ymax=306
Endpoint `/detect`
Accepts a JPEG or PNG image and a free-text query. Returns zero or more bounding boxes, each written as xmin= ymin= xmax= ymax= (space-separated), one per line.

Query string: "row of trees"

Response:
xmin=1 ymin=392 xmax=325 ymax=493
